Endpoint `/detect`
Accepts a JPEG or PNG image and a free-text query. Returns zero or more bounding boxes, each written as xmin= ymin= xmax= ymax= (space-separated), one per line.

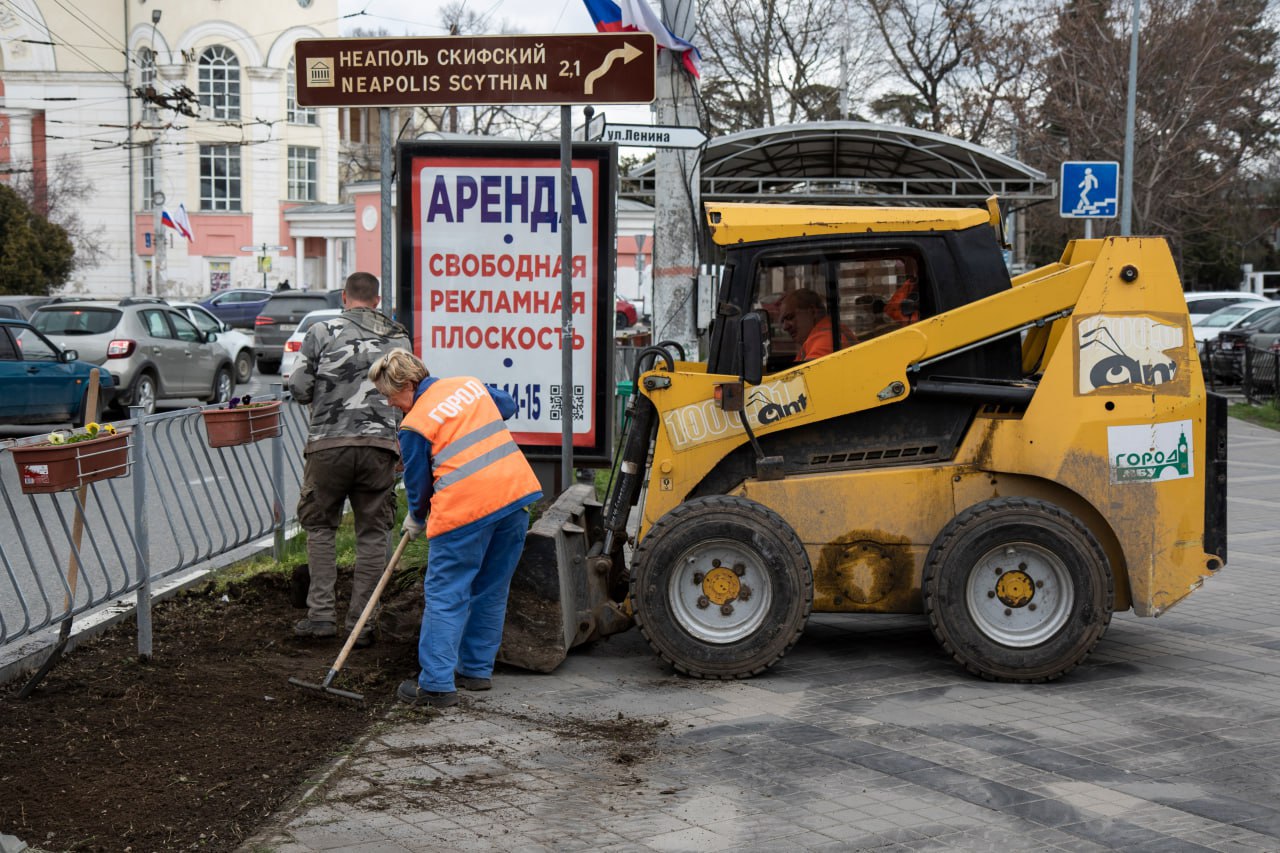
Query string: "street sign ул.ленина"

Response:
xmin=1060 ymin=161 xmax=1119 ymax=219
xmin=602 ymin=123 xmax=707 ymax=149
xmin=294 ymin=34 xmax=656 ymax=108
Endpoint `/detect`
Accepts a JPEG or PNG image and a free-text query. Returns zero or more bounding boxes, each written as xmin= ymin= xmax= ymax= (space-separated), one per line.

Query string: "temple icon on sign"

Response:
xmin=1060 ymin=161 xmax=1119 ymax=219
xmin=306 ymin=58 xmax=333 ymax=88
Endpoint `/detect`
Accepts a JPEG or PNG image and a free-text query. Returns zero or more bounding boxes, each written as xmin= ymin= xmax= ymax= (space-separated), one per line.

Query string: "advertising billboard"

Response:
xmin=397 ymin=141 xmax=617 ymax=464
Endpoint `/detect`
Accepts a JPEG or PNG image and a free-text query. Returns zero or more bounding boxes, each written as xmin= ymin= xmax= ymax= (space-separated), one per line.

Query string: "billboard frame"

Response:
xmin=396 ymin=139 xmax=618 ymax=466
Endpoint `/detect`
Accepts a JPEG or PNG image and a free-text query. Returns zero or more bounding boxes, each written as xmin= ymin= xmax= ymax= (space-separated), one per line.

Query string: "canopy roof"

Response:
xmin=625 ymin=121 xmax=1054 ymax=205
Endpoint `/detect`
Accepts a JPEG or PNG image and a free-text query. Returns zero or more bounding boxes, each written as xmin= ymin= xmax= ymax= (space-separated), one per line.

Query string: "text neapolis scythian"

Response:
xmin=337 ymin=45 xmax=550 ymax=96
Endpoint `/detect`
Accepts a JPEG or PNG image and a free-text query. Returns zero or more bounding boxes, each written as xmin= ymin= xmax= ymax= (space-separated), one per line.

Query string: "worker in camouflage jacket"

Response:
xmin=289 ymin=272 xmax=411 ymax=647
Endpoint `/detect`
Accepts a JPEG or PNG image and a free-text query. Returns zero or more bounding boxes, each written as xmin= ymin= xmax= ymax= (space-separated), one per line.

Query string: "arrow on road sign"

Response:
xmin=585 ymin=43 xmax=643 ymax=95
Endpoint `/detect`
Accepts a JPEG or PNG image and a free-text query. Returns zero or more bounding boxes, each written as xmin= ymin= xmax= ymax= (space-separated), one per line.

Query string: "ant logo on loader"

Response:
xmin=748 ymin=388 xmax=808 ymax=425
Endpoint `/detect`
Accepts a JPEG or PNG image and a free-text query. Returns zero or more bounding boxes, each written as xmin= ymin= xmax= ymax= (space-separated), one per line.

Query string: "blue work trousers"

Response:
xmin=417 ymin=504 xmax=529 ymax=693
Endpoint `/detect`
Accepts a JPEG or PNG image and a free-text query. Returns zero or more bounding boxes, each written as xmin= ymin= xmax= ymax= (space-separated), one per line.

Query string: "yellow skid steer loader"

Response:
xmin=499 ymin=198 xmax=1227 ymax=683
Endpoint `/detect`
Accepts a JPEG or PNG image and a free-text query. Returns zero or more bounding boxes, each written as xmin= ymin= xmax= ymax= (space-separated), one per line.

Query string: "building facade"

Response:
xmin=0 ymin=0 xmax=347 ymax=298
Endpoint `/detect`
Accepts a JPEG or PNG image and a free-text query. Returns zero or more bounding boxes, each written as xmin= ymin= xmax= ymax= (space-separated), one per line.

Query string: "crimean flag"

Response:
xmin=582 ymin=0 xmax=701 ymax=78
xmin=161 ymin=203 xmax=195 ymax=242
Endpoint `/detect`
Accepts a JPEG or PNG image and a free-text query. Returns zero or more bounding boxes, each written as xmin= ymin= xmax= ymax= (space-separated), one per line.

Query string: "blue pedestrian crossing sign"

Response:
xmin=1060 ymin=161 xmax=1119 ymax=219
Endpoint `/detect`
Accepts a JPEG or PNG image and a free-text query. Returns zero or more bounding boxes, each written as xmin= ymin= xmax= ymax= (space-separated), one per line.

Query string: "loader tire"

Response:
xmin=922 ymin=497 xmax=1113 ymax=683
xmin=630 ymin=495 xmax=812 ymax=679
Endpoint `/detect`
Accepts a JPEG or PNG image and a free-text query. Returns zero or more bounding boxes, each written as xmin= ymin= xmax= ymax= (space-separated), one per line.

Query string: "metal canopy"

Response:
xmin=625 ymin=121 xmax=1054 ymax=204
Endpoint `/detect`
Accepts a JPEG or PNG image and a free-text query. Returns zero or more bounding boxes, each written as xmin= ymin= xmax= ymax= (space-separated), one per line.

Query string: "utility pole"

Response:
xmin=147 ymin=9 xmax=165 ymax=296
xmin=150 ymin=124 xmax=165 ymax=296
xmin=1121 ymin=0 xmax=1141 ymax=236
xmin=124 ymin=0 xmax=137 ymax=295
xmin=653 ymin=0 xmax=700 ymax=359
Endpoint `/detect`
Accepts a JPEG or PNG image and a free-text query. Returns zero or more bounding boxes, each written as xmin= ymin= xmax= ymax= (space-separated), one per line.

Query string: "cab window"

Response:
xmin=753 ymin=251 xmax=924 ymax=371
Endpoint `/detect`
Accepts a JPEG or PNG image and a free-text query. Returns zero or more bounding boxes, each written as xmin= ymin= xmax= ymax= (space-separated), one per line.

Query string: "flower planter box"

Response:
xmin=11 ymin=430 xmax=132 ymax=494
xmin=201 ymin=401 xmax=282 ymax=448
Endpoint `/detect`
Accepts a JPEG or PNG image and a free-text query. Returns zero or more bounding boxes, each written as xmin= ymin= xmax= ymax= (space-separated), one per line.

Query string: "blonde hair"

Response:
xmin=369 ymin=348 xmax=429 ymax=396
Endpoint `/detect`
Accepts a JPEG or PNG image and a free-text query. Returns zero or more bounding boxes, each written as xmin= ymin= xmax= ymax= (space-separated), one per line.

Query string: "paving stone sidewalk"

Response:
xmin=247 ymin=419 xmax=1280 ymax=853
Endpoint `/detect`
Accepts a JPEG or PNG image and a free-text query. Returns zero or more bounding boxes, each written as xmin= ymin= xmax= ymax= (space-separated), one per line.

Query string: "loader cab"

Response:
xmin=699 ymin=218 xmax=1023 ymax=493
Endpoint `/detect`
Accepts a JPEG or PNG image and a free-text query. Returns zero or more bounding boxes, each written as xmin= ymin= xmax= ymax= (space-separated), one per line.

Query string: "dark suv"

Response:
xmin=254 ymin=291 xmax=342 ymax=374
xmin=199 ymin=288 xmax=272 ymax=329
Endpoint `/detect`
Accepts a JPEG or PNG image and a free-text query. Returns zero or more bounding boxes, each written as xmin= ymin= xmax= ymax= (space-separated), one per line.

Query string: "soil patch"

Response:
xmin=0 ymin=568 xmax=424 ymax=852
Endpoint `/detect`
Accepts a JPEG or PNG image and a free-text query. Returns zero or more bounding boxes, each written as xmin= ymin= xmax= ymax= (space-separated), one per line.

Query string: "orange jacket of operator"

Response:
xmin=400 ymin=376 xmax=541 ymax=538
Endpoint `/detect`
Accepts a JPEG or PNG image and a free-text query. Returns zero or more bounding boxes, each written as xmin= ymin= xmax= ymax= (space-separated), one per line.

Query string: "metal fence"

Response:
xmin=0 ymin=390 xmax=309 ymax=656
xmin=1242 ymin=345 xmax=1280 ymax=405
xmin=1204 ymin=340 xmax=1280 ymax=404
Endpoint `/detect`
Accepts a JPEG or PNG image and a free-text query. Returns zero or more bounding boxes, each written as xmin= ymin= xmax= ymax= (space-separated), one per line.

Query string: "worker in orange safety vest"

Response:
xmin=369 ymin=349 xmax=542 ymax=709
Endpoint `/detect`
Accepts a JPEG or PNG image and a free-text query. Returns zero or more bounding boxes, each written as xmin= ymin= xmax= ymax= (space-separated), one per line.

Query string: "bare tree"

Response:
xmin=1024 ymin=0 xmax=1280 ymax=285
xmin=697 ymin=0 xmax=873 ymax=135
xmin=12 ymin=155 xmax=107 ymax=273
xmin=862 ymin=0 xmax=1045 ymax=146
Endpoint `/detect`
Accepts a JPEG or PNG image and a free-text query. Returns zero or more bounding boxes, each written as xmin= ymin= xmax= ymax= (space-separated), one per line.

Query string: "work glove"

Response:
xmin=402 ymin=514 xmax=425 ymax=540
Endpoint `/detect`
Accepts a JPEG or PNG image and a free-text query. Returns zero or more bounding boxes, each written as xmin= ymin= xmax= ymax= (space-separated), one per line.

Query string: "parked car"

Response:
xmin=31 ymin=297 xmax=234 ymax=415
xmin=198 ymin=288 xmax=272 ymax=329
xmin=1211 ymin=309 xmax=1280 ymax=384
xmin=1191 ymin=301 xmax=1280 ymax=359
xmin=280 ymin=308 xmax=342 ymax=380
xmin=1183 ymin=291 xmax=1270 ymax=325
xmin=616 ymin=296 xmax=638 ymax=329
xmin=0 ymin=317 xmax=115 ymax=426
xmin=170 ymin=301 xmax=256 ymax=384
xmin=0 ymin=295 xmax=55 ymax=320
xmin=253 ymin=291 xmax=342 ymax=374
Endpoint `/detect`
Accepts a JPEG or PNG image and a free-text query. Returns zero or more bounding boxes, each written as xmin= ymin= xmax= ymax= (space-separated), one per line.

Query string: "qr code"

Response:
xmin=548 ymin=384 xmax=584 ymax=421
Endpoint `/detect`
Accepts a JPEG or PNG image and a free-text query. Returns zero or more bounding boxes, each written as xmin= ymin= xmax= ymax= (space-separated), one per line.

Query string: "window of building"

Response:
xmin=287 ymin=146 xmax=318 ymax=201
xmin=209 ymin=260 xmax=232 ymax=292
xmin=138 ymin=47 xmax=156 ymax=90
xmin=198 ymin=45 xmax=240 ymax=120
xmin=141 ymin=143 xmax=155 ymax=210
xmin=200 ymin=144 xmax=241 ymax=211
xmin=287 ymin=58 xmax=317 ymax=125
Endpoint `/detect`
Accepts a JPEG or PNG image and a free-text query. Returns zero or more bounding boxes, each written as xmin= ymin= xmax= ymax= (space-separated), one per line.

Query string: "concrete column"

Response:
xmin=652 ymin=0 xmax=700 ymax=358
xmin=325 ymin=238 xmax=336 ymax=291
xmin=295 ymin=237 xmax=305 ymax=289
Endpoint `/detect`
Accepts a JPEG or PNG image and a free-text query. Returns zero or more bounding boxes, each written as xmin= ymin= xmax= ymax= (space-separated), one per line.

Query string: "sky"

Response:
xmin=337 ymin=0 xmax=597 ymax=41
xmin=334 ymin=0 xmax=659 ymax=126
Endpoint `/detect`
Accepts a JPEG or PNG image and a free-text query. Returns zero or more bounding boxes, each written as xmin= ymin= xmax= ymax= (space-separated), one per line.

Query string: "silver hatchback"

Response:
xmin=31 ymin=297 xmax=234 ymax=415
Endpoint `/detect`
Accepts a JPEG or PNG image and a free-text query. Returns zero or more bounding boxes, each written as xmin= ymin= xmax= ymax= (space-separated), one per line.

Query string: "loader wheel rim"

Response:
xmin=965 ymin=542 xmax=1073 ymax=648
xmin=670 ymin=539 xmax=772 ymax=644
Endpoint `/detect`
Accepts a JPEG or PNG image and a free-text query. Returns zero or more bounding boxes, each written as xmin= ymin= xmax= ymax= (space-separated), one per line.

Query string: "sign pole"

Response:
xmin=380 ymin=107 xmax=394 ymax=314
xmin=559 ymin=104 xmax=573 ymax=489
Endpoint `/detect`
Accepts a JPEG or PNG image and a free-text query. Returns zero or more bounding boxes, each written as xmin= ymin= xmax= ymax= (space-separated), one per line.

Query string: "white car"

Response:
xmin=1183 ymin=291 xmax=1270 ymax=325
xmin=280 ymin=308 xmax=342 ymax=380
xmin=170 ymin=301 xmax=256 ymax=384
xmin=1190 ymin=301 xmax=1280 ymax=354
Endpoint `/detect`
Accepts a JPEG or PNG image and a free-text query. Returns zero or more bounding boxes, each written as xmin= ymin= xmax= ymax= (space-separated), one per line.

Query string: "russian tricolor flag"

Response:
xmin=161 ymin=203 xmax=194 ymax=242
xmin=583 ymin=0 xmax=701 ymax=79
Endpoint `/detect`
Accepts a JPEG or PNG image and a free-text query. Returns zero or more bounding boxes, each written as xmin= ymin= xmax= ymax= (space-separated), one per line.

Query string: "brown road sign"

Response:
xmin=294 ymin=34 xmax=656 ymax=108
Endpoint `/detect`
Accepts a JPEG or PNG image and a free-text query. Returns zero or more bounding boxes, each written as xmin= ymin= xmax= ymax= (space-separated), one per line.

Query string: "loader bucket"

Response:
xmin=498 ymin=483 xmax=633 ymax=672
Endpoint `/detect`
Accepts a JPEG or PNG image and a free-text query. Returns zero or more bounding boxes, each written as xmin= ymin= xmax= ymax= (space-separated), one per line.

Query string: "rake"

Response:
xmin=288 ymin=529 xmax=411 ymax=703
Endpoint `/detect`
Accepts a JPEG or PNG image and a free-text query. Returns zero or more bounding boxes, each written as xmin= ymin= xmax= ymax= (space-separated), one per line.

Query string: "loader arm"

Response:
xmin=634 ymin=246 xmax=1099 ymax=533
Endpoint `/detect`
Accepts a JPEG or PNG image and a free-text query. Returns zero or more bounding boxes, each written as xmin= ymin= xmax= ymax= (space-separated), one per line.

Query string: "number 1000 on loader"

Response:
xmin=498 ymin=197 xmax=1228 ymax=684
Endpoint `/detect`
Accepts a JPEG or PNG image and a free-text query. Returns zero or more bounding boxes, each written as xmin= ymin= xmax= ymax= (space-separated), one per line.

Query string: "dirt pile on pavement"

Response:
xmin=0 ymin=568 xmax=423 ymax=852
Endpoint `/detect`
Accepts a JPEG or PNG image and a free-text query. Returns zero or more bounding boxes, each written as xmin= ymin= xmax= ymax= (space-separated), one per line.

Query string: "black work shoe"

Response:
xmin=351 ymin=628 xmax=375 ymax=649
xmin=455 ymin=675 xmax=492 ymax=691
xmin=396 ymin=680 xmax=458 ymax=707
xmin=293 ymin=618 xmax=337 ymax=638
